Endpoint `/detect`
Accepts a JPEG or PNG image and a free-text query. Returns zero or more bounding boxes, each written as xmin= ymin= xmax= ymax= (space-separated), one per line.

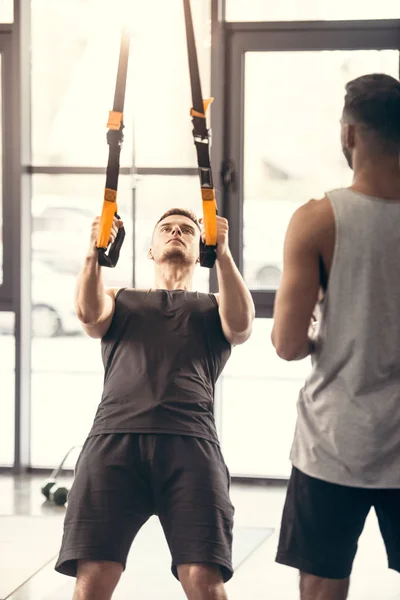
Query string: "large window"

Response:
xmin=29 ymin=0 xmax=212 ymax=467
xmin=31 ymin=0 xmax=211 ymax=168
xmin=221 ymin=21 xmax=400 ymax=479
xmin=0 ymin=1 xmax=13 ymax=23
xmin=11 ymin=1 xmax=398 ymax=478
xmin=220 ymin=319 xmax=310 ymax=478
xmin=226 ymin=0 xmax=400 ymax=22
xmin=30 ymin=175 xmax=134 ymax=466
xmin=31 ymin=0 xmax=133 ymax=167
xmin=242 ymin=49 xmax=399 ymax=290
xmin=31 ymin=0 xmax=211 ymax=466
xmin=30 ymin=174 xmax=211 ymax=467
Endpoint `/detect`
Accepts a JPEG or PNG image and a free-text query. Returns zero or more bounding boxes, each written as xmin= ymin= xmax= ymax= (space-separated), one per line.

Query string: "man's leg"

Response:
xmin=177 ymin=563 xmax=227 ymax=600
xmin=54 ymin=434 xmax=153 ymax=596
xmin=299 ymin=572 xmax=350 ymax=600
xmin=275 ymin=466 xmax=372 ymax=598
xmin=73 ymin=561 xmax=123 ymax=600
xmin=374 ymin=488 xmax=400 ymax=577
xmin=153 ymin=436 xmax=234 ymax=596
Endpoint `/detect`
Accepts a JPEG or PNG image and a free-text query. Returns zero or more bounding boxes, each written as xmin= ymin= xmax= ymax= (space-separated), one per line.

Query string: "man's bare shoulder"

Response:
xmin=290 ymin=197 xmax=334 ymax=240
xmin=104 ymin=287 xmax=121 ymax=299
xmin=300 ymin=196 xmax=333 ymax=216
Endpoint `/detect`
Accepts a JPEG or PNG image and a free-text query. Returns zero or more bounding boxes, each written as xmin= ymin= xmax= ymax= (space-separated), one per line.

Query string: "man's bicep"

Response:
xmin=272 ymin=208 xmax=321 ymax=355
xmin=80 ymin=289 xmax=117 ymax=339
xmin=275 ymin=252 xmax=319 ymax=330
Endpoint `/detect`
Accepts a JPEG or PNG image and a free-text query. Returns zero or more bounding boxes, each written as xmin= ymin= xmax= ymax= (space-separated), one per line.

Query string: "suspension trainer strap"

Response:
xmin=183 ymin=0 xmax=218 ymax=268
xmin=97 ymin=28 xmax=130 ymax=268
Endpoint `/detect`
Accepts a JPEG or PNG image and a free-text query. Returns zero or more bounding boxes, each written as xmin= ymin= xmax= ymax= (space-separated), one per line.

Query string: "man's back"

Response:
xmin=291 ymin=187 xmax=400 ymax=487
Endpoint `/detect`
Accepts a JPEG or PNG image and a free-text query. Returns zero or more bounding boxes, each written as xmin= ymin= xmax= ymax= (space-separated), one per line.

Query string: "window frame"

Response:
xmin=0 ymin=31 xmax=14 ymax=306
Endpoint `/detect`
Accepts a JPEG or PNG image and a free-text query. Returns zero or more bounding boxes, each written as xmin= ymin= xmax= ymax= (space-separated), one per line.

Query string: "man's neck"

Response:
xmin=351 ymin=158 xmax=400 ymax=201
xmin=153 ymin=264 xmax=194 ymax=291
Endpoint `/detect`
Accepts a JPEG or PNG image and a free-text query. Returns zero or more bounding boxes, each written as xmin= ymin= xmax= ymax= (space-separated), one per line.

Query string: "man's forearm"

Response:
xmin=75 ymin=251 xmax=106 ymax=324
xmin=271 ymin=327 xmax=315 ymax=361
xmin=216 ymin=251 xmax=255 ymax=338
xmin=288 ymin=338 xmax=316 ymax=361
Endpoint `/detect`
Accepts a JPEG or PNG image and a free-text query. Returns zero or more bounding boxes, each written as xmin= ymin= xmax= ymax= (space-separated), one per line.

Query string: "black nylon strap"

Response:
xmin=183 ymin=0 xmax=218 ymax=269
xmin=113 ymin=29 xmax=129 ymax=114
xmin=105 ymin=28 xmax=129 ymax=190
xmin=183 ymin=0 xmax=204 ymax=118
xmin=98 ymin=29 xmax=130 ymax=268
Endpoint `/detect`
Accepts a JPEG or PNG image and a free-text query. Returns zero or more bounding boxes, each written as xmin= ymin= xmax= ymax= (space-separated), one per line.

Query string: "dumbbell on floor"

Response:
xmin=40 ymin=444 xmax=82 ymax=507
xmin=41 ymin=480 xmax=69 ymax=506
xmin=41 ymin=479 xmax=56 ymax=500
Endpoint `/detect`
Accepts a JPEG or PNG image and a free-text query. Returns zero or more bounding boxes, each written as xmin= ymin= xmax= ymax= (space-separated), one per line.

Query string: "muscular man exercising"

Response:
xmin=272 ymin=73 xmax=400 ymax=600
xmin=55 ymin=208 xmax=255 ymax=600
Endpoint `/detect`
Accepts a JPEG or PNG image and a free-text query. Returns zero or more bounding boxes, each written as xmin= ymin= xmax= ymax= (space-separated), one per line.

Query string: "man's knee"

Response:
xmin=73 ymin=561 xmax=123 ymax=600
xmin=177 ymin=563 xmax=225 ymax=594
xmin=300 ymin=572 xmax=350 ymax=600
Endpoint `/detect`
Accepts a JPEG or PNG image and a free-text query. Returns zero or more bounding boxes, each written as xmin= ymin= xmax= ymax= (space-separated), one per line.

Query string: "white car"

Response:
xmin=0 ymin=260 xmax=80 ymax=337
xmin=31 ymin=260 xmax=80 ymax=336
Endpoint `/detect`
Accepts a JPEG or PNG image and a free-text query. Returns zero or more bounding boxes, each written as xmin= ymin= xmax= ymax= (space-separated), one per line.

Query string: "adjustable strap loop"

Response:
xmin=183 ymin=0 xmax=218 ymax=268
xmin=96 ymin=28 xmax=130 ymax=268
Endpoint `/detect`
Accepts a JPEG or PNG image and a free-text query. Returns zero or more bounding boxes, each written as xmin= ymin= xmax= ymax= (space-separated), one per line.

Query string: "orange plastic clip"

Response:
xmin=190 ymin=97 xmax=214 ymax=119
xmin=107 ymin=111 xmax=124 ymax=130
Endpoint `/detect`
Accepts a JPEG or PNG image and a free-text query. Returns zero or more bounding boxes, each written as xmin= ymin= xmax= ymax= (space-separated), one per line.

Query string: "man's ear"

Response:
xmin=345 ymin=123 xmax=356 ymax=149
xmin=148 ymin=248 xmax=154 ymax=260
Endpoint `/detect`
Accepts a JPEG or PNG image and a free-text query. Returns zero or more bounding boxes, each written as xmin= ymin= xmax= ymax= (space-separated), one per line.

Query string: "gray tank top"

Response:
xmin=88 ymin=288 xmax=231 ymax=444
xmin=290 ymin=188 xmax=400 ymax=488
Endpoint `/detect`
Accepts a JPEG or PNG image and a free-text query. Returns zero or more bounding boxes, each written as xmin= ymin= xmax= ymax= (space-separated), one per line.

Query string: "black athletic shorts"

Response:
xmin=55 ymin=433 xmax=234 ymax=582
xmin=276 ymin=466 xmax=400 ymax=579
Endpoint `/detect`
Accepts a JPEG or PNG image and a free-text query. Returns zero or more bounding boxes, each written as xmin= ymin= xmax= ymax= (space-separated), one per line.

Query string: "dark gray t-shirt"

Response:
xmin=88 ymin=288 xmax=231 ymax=444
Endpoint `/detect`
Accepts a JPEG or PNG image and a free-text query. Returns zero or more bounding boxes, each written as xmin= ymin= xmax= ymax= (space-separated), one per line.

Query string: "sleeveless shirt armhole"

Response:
xmin=100 ymin=287 xmax=128 ymax=344
xmin=323 ymin=193 xmax=341 ymax=304
xmin=206 ymin=293 xmax=233 ymax=349
xmin=208 ymin=293 xmax=218 ymax=306
xmin=114 ymin=287 xmax=127 ymax=303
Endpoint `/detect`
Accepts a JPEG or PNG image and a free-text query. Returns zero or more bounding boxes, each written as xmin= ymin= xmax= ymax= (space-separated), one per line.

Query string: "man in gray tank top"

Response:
xmin=272 ymin=73 xmax=400 ymax=599
xmin=55 ymin=208 xmax=255 ymax=599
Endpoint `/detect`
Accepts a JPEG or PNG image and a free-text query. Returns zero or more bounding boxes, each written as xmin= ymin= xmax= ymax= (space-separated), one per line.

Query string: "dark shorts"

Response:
xmin=276 ymin=466 xmax=400 ymax=579
xmin=55 ymin=433 xmax=234 ymax=582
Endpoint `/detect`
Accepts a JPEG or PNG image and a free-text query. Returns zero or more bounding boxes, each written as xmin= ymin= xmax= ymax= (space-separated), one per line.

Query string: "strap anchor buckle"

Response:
xmin=198 ymin=166 xmax=213 ymax=190
xmin=193 ymin=129 xmax=212 ymax=145
xmin=107 ymin=127 xmax=124 ymax=147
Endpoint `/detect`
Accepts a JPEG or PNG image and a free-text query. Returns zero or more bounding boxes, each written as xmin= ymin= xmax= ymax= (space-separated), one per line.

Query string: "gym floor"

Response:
xmin=0 ymin=475 xmax=399 ymax=599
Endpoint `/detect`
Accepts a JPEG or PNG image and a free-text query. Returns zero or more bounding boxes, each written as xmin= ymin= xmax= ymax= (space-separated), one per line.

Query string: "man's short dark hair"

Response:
xmin=155 ymin=208 xmax=201 ymax=230
xmin=343 ymin=73 xmax=400 ymax=151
